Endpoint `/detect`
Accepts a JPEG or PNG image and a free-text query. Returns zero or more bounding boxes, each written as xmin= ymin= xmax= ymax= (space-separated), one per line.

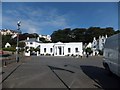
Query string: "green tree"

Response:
xmin=18 ymin=42 xmax=25 ymax=48
xmin=114 ymin=30 xmax=120 ymax=34
xmin=71 ymin=28 xmax=86 ymax=42
xmin=50 ymin=27 xmax=116 ymax=43
xmin=85 ymin=48 xmax=93 ymax=55
xmin=51 ymin=28 xmax=71 ymax=42
xmin=2 ymin=35 xmax=16 ymax=48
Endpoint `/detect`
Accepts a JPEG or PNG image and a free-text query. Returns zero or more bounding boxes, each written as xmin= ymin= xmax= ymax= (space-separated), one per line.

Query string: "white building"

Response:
xmin=39 ymin=35 xmax=51 ymax=41
xmin=25 ymin=37 xmax=41 ymax=49
xmin=98 ymin=35 xmax=107 ymax=51
xmin=40 ymin=42 xmax=83 ymax=56
xmin=0 ymin=29 xmax=19 ymax=35
xmin=86 ymin=42 xmax=92 ymax=48
xmin=5 ymin=42 xmax=11 ymax=48
xmin=25 ymin=37 xmax=41 ymax=56
xmin=91 ymin=35 xmax=107 ymax=55
xmin=25 ymin=37 xmax=83 ymax=56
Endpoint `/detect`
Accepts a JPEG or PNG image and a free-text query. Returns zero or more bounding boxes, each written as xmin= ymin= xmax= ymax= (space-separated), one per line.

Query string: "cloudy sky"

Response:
xmin=2 ymin=2 xmax=118 ymax=35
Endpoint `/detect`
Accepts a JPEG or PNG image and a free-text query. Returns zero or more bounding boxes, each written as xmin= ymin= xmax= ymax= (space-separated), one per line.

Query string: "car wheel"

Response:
xmin=105 ymin=64 xmax=113 ymax=76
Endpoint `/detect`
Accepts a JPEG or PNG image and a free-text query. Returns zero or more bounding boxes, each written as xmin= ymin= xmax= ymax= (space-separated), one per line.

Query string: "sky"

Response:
xmin=2 ymin=2 xmax=118 ymax=35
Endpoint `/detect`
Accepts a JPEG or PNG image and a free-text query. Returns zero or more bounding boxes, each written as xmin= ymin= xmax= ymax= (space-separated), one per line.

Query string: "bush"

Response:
xmin=19 ymin=48 xmax=25 ymax=52
xmin=2 ymin=47 xmax=16 ymax=52
xmin=85 ymin=48 xmax=93 ymax=55
xmin=98 ymin=50 xmax=103 ymax=55
xmin=46 ymin=53 xmax=51 ymax=56
xmin=66 ymin=54 xmax=70 ymax=56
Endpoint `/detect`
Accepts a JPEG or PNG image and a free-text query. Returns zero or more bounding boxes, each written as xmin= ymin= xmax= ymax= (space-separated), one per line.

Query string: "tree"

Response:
xmin=39 ymin=37 xmax=51 ymax=43
xmin=85 ymin=47 xmax=93 ymax=55
xmin=51 ymin=28 xmax=71 ymax=42
xmin=105 ymin=27 xmax=115 ymax=36
xmin=2 ymin=35 xmax=16 ymax=48
xmin=2 ymin=47 xmax=16 ymax=52
xmin=114 ymin=30 xmax=120 ymax=34
xmin=18 ymin=42 xmax=25 ymax=48
xmin=71 ymin=28 xmax=86 ymax=42
xmin=51 ymin=27 xmax=116 ymax=43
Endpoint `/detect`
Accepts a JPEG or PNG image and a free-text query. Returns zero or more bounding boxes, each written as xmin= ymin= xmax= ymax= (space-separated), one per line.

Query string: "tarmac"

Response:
xmin=1 ymin=56 xmax=120 ymax=89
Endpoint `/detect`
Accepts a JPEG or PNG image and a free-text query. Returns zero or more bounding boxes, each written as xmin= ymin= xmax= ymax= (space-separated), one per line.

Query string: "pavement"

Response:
xmin=1 ymin=56 xmax=120 ymax=89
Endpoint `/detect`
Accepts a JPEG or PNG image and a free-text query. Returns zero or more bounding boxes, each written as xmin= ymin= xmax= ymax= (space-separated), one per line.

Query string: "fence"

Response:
xmin=0 ymin=54 xmax=16 ymax=66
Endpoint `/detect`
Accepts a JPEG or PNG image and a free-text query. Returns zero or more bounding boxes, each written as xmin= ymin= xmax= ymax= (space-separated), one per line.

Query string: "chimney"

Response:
xmin=105 ymin=35 xmax=107 ymax=38
xmin=93 ymin=37 xmax=96 ymax=41
xmin=99 ymin=36 xmax=101 ymax=39
xmin=27 ymin=37 xmax=29 ymax=40
xmin=37 ymin=37 xmax=39 ymax=41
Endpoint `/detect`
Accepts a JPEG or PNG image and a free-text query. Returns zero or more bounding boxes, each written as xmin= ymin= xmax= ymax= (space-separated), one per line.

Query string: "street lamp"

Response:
xmin=16 ymin=21 xmax=21 ymax=63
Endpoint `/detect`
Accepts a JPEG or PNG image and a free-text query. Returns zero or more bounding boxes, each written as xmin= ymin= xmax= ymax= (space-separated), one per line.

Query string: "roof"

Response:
xmin=25 ymin=38 xmax=42 ymax=43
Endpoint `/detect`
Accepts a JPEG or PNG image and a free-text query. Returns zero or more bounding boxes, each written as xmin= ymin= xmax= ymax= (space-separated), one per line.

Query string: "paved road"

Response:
xmin=2 ymin=56 xmax=120 ymax=89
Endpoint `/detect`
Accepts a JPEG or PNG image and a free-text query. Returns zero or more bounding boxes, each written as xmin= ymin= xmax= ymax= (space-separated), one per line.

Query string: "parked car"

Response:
xmin=103 ymin=33 xmax=120 ymax=77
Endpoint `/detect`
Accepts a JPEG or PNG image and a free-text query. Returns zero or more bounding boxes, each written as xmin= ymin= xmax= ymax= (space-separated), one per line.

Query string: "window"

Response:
xmin=44 ymin=48 xmax=46 ymax=53
xmin=102 ymin=39 xmax=104 ymax=42
xmin=75 ymin=48 xmax=78 ymax=52
xmin=50 ymin=48 xmax=52 ymax=53
xmin=68 ymin=48 xmax=71 ymax=53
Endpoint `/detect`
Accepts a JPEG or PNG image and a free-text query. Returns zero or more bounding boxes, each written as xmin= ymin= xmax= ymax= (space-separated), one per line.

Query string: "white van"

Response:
xmin=103 ymin=33 xmax=120 ymax=77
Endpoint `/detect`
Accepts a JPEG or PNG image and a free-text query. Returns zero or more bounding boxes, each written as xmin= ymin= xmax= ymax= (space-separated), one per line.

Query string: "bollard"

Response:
xmin=4 ymin=61 xmax=7 ymax=67
xmin=16 ymin=57 xmax=19 ymax=63
xmin=81 ymin=56 xmax=82 ymax=58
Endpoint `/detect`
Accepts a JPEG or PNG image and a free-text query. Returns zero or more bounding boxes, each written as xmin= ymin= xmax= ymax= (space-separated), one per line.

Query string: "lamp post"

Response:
xmin=16 ymin=21 xmax=21 ymax=63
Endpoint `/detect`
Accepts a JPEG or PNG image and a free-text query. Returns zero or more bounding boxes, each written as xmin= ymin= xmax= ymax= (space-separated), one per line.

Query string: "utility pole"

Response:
xmin=16 ymin=21 xmax=21 ymax=63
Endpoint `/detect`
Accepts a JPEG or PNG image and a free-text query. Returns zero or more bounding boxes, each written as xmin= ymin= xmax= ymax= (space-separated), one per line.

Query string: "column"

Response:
xmin=56 ymin=46 xmax=57 ymax=55
xmin=62 ymin=46 xmax=64 ymax=55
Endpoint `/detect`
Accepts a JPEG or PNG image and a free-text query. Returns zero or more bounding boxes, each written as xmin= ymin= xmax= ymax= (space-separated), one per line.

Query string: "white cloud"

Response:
xmin=29 ymin=28 xmax=37 ymax=33
xmin=2 ymin=5 xmax=69 ymax=34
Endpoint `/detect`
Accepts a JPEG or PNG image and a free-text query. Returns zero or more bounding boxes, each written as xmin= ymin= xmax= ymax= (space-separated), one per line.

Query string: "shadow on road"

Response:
xmin=48 ymin=65 xmax=75 ymax=73
xmin=80 ymin=65 xmax=120 ymax=89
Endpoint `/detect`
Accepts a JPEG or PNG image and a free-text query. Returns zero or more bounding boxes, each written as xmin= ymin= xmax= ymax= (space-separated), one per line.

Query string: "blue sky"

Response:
xmin=2 ymin=2 xmax=118 ymax=35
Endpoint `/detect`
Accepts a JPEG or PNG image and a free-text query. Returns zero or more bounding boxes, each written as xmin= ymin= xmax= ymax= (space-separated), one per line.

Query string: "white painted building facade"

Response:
xmin=5 ymin=42 xmax=11 ymax=48
xmin=40 ymin=42 xmax=83 ymax=56
xmin=91 ymin=35 xmax=107 ymax=55
xmin=39 ymin=35 xmax=51 ymax=41
xmin=0 ymin=29 xmax=18 ymax=35
xmin=24 ymin=37 xmax=83 ymax=56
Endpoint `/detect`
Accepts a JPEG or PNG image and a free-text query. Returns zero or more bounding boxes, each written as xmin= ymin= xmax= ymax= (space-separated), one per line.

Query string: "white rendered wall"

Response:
xmin=64 ymin=43 xmax=83 ymax=56
xmin=40 ymin=43 xmax=54 ymax=55
xmin=25 ymin=42 xmax=83 ymax=56
xmin=26 ymin=42 xmax=40 ymax=48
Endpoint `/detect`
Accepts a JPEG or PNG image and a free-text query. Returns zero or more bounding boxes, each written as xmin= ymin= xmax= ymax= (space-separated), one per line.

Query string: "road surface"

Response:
xmin=2 ymin=56 xmax=120 ymax=89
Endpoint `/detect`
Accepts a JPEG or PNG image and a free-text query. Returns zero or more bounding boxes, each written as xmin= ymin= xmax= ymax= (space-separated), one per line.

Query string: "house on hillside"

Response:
xmin=0 ymin=29 xmax=19 ymax=35
xmin=39 ymin=35 xmax=51 ymax=41
xmin=5 ymin=42 xmax=11 ymax=48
